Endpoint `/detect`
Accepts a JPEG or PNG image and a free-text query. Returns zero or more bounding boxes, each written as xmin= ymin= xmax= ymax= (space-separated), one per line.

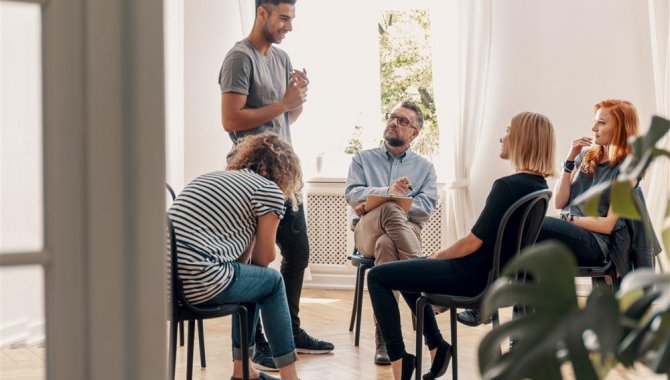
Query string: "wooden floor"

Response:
xmin=0 ymin=288 xmax=664 ymax=379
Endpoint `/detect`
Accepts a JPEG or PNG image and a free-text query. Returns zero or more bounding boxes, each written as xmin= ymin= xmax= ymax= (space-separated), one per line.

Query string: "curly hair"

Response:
xmin=581 ymin=99 xmax=639 ymax=175
xmin=227 ymin=132 xmax=303 ymax=211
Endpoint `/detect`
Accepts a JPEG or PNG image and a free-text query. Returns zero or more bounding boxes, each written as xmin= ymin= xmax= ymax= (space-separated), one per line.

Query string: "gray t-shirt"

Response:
xmin=567 ymin=150 xmax=621 ymax=255
xmin=219 ymin=38 xmax=293 ymax=145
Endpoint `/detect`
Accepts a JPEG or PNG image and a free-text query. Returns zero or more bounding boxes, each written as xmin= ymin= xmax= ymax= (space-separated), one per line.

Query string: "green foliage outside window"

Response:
xmin=379 ymin=9 xmax=438 ymax=158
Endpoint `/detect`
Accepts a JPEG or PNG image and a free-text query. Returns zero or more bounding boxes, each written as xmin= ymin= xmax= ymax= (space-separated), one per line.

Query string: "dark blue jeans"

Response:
xmin=367 ymin=258 xmax=487 ymax=361
xmin=537 ymin=217 xmax=606 ymax=266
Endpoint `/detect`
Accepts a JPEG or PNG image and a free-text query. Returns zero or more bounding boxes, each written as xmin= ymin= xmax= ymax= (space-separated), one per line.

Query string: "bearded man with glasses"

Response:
xmin=344 ymin=100 xmax=438 ymax=365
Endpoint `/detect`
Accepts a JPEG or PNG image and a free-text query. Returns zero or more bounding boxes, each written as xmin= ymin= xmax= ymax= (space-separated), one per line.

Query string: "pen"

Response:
xmin=408 ymin=185 xmax=414 ymax=191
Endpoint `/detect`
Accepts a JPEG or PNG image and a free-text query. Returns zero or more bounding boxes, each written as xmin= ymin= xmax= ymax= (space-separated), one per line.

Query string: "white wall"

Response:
xmin=470 ymin=0 xmax=656 ymax=215
xmin=182 ymin=0 xmax=244 ymax=186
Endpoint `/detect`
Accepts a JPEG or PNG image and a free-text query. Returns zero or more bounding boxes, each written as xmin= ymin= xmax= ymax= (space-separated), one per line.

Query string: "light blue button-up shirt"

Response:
xmin=345 ymin=146 xmax=438 ymax=229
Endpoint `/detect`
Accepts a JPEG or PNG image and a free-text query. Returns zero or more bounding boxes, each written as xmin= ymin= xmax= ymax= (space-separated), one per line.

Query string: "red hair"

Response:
xmin=581 ymin=99 xmax=640 ymax=175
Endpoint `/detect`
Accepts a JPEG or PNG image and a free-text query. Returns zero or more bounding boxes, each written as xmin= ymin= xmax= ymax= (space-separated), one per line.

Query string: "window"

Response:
xmin=284 ymin=1 xmax=439 ymax=179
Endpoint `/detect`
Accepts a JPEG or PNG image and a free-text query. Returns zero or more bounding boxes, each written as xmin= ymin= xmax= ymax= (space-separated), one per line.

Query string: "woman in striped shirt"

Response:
xmin=169 ymin=132 xmax=303 ymax=380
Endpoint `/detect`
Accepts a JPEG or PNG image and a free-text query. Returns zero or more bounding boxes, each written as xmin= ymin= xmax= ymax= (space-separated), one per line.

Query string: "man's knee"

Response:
xmin=377 ymin=202 xmax=406 ymax=221
xmin=374 ymin=235 xmax=400 ymax=265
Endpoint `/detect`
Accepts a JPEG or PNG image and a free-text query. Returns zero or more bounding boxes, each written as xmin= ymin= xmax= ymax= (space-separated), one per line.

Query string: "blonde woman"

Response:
xmin=168 ymin=132 xmax=302 ymax=380
xmin=367 ymin=112 xmax=556 ymax=380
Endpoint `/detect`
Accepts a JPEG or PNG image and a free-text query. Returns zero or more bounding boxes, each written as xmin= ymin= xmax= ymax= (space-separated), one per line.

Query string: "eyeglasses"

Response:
xmin=385 ymin=113 xmax=417 ymax=130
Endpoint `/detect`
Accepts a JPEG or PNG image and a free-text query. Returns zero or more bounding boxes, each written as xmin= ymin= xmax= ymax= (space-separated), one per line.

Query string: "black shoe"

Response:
xmin=456 ymin=309 xmax=492 ymax=327
xmin=252 ymin=338 xmax=278 ymax=372
xmin=375 ymin=344 xmax=391 ymax=365
xmin=423 ymin=341 xmax=451 ymax=379
xmin=294 ymin=328 xmax=334 ymax=354
xmin=401 ymin=353 xmax=416 ymax=380
xmin=509 ymin=338 xmax=519 ymax=352
xmin=374 ymin=321 xmax=391 ymax=365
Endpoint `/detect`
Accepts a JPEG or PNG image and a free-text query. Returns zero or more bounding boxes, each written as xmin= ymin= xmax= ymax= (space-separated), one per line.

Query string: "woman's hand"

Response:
xmin=567 ymin=136 xmax=593 ymax=160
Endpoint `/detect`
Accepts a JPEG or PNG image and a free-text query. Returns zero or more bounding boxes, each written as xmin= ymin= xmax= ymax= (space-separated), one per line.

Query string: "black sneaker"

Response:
xmin=252 ymin=338 xmax=278 ymax=372
xmin=293 ymin=328 xmax=334 ymax=354
xmin=456 ymin=309 xmax=492 ymax=327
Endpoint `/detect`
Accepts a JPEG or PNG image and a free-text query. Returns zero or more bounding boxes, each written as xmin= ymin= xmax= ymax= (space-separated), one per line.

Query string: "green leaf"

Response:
xmin=610 ymin=181 xmax=640 ymax=219
xmin=644 ymin=116 xmax=670 ymax=151
xmin=479 ymin=243 xmax=620 ymax=379
xmin=572 ymin=181 xmax=612 ymax=217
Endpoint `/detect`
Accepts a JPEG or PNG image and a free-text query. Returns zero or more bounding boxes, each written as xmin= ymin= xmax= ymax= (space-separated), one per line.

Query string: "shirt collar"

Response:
xmin=383 ymin=147 xmax=409 ymax=162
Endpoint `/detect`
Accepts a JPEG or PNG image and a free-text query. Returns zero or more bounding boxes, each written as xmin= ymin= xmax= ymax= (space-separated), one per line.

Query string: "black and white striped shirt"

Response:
xmin=168 ymin=169 xmax=285 ymax=304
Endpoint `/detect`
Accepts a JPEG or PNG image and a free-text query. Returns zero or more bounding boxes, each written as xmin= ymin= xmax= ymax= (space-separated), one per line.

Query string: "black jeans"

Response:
xmin=367 ymin=257 xmax=487 ymax=361
xmin=537 ymin=217 xmax=606 ymax=266
xmin=256 ymin=202 xmax=310 ymax=342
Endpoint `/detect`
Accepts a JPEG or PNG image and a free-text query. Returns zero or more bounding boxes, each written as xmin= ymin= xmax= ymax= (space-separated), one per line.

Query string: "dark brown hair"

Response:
xmin=227 ymin=132 xmax=303 ymax=210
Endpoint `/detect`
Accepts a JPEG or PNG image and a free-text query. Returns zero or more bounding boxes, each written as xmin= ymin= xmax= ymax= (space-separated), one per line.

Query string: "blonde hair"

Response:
xmin=227 ymin=132 xmax=303 ymax=211
xmin=508 ymin=112 xmax=556 ymax=177
xmin=581 ymin=99 xmax=639 ymax=175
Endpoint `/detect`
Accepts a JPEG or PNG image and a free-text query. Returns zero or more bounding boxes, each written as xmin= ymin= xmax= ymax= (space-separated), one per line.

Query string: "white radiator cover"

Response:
xmin=303 ymin=179 xmax=446 ymax=289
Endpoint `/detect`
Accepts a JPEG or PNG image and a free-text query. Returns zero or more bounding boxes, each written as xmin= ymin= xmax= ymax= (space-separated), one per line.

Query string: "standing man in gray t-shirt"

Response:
xmin=219 ymin=0 xmax=335 ymax=372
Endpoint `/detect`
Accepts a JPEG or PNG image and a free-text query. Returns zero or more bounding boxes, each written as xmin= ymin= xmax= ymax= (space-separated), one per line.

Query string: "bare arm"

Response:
xmin=553 ymin=170 xmax=575 ymax=209
xmin=221 ymin=78 xmax=307 ymax=132
xmin=250 ymin=213 xmax=281 ymax=267
xmin=555 ymin=136 xmax=593 ymax=209
xmin=571 ymin=206 xmax=619 ymax=234
xmin=221 ymin=92 xmax=289 ymax=133
xmin=429 ymin=232 xmax=483 ymax=260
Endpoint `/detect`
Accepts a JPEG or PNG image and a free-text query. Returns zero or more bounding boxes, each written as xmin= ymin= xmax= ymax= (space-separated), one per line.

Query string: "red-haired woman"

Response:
xmin=538 ymin=99 xmax=640 ymax=266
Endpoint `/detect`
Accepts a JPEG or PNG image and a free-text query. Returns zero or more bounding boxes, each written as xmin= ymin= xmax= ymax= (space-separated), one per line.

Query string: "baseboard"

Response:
xmin=303 ymin=263 xmax=356 ymax=290
xmin=0 ymin=318 xmax=45 ymax=348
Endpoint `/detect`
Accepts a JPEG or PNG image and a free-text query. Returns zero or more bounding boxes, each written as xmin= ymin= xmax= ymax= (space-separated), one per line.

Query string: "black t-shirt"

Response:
xmin=463 ymin=173 xmax=548 ymax=277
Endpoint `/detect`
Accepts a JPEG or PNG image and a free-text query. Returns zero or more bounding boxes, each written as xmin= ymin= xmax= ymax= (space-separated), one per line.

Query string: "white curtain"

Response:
xmin=645 ymin=0 xmax=670 ymax=270
xmin=431 ymin=0 xmax=493 ymax=245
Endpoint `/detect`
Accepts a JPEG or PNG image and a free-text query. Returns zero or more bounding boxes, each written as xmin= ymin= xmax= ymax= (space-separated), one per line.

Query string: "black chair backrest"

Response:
xmin=166 ymin=183 xmax=176 ymax=202
xmin=490 ymin=189 xmax=552 ymax=283
xmin=167 ymin=217 xmax=181 ymax=318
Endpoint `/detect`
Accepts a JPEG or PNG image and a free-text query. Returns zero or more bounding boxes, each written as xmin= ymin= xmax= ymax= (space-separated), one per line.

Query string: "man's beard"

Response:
xmin=385 ymin=136 xmax=406 ymax=147
xmin=262 ymin=26 xmax=279 ymax=44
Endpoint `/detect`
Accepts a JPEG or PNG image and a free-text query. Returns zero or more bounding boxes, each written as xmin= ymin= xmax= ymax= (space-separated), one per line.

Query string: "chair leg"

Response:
xmin=349 ymin=266 xmax=361 ymax=332
xmin=354 ymin=265 xmax=368 ymax=346
xmin=450 ymin=308 xmax=458 ymax=380
xmin=170 ymin=320 xmax=178 ymax=380
xmin=238 ymin=306 xmax=250 ymax=380
xmin=186 ymin=320 xmax=196 ymax=380
xmin=415 ymin=297 xmax=427 ymax=380
xmin=179 ymin=320 xmax=185 ymax=346
xmin=197 ymin=319 xmax=206 ymax=368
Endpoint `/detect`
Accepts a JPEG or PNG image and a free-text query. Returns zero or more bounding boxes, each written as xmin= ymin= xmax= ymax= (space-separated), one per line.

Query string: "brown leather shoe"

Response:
xmin=374 ymin=322 xmax=391 ymax=365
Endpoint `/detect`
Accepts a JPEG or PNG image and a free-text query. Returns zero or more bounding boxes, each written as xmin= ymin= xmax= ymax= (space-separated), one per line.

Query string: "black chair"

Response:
xmin=576 ymin=186 xmax=661 ymax=291
xmin=348 ymin=248 xmax=419 ymax=347
xmin=577 ymin=260 xmax=618 ymax=289
xmin=414 ymin=189 xmax=552 ymax=380
xmin=348 ymin=249 xmax=376 ymax=346
xmin=167 ymin=217 xmax=250 ymax=380
xmin=166 ymin=184 xmax=206 ymax=364
xmin=166 ymin=184 xmax=188 ymax=349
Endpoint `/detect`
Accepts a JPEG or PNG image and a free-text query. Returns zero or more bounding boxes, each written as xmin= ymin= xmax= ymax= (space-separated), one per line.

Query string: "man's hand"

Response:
xmin=281 ymin=68 xmax=308 ymax=112
xmin=389 ymin=176 xmax=412 ymax=195
xmin=354 ymin=202 xmax=367 ymax=217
